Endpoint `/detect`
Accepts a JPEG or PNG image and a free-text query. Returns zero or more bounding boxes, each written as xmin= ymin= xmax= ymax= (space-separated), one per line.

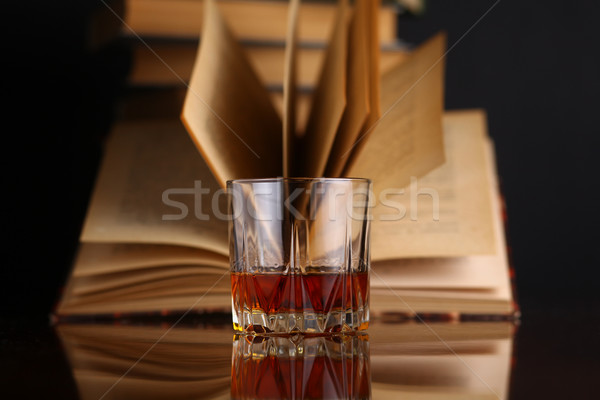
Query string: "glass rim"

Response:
xmin=226 ymin=177 xmax=371 ymax=185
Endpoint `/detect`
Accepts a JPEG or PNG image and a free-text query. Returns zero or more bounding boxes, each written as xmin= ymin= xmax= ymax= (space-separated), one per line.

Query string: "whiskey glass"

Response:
xmin=228 ymin=177 xmax=372 ymax=334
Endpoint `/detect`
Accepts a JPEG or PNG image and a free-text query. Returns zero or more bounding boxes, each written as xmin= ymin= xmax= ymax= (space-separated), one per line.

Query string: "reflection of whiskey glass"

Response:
xmin=231 ymin=334 xmax=371 ymax=399
xmin=228 ymin=178 xmax=372 ymax=334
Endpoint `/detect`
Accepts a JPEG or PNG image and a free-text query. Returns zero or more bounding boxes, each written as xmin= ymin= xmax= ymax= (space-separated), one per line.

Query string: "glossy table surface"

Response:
xmin=2 ymin=304 xmax=598 ymax=400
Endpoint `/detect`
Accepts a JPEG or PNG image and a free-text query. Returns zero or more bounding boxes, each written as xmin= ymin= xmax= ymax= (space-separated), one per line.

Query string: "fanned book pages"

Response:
xmin=54 ymin=0 xmax=519 ymax=321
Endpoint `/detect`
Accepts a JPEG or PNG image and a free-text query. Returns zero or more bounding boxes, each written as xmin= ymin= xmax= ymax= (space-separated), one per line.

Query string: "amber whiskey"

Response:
xmin=231 ymin=271 xmax=369 ymax=334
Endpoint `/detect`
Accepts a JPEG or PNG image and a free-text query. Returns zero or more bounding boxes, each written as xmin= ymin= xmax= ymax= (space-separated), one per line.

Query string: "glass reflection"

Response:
xmin=368 ymin=321 xmax=515 ymax=399
xmin=55 ymin=319 xmax=515 ymax=400
xmin=231 ymin=334 xmax=370 ymax=399
xmin=55 ymin=321 xmax=233 ymax=400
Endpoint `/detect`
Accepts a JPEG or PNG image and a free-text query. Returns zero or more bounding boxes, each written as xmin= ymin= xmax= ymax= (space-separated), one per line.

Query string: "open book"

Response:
xmin=54 ymin=0 xmax=518 ymax=320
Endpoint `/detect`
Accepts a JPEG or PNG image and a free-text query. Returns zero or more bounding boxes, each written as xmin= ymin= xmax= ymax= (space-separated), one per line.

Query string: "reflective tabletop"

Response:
xmin=2 ymin=305 xmax=598 ymax=399
xmin=56 ymin=319 xmax=515 ymax=399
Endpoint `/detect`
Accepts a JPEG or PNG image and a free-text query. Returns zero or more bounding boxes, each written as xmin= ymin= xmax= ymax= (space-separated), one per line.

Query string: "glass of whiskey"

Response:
xmin=228 ymin=178 xmax=372 ymax=334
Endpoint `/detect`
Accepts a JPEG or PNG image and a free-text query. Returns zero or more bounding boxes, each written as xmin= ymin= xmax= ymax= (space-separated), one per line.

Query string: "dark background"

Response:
xmin=2 ymin=0 xmax=599 ymax=397
xmin=396 ymin=0 xmax=600 ymax=313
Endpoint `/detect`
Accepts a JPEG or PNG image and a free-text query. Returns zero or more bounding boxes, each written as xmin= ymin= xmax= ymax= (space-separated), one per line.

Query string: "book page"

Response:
xmin=344 ymin=32 xmax=446 ymax=188
xmin=282 ymin=0 xmax=300 ymax=176
xmin=324 ymin=0 xmax=371 ymax=177
xmin=335 ymin=0 xmax=382 ymax=176
xmin=371 ymin=136 xmax=510 ymax=290
xmin=270 ymin=91 xmax=312 ymax=136
xmin=369 ymin=110 xmax=498 ymax=259
xmin=128 ymin=40 xmax=408 ymax=90
xmin=371 ymin=254 xmax=507 ymax=290
xmin=370 ymin=288 xmax=513 ymax=315
xmin=69 ymin=273 xmax=231 ymax=302
xmin=80 ymin=120 xmax=229 ymax=255
xmin=58 ymin=293 xmax=232 ymax=315
xmin=72 ymin=243 xmax=228 ymax=277
xmin=181 ymin=0 xmax=282 ymax=187
xmin=296 ymin=0 xmax=348 ymax=177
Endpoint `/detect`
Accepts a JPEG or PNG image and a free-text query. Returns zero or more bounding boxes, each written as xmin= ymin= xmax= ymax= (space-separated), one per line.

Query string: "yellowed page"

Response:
xmin=371 ymin=134 xmax=509 ymax=289
xmin=57 ymin=292 xmax=231 ymax=315
xmin=369 ymin=110 xmax=497 ymax=259
xmin=339 ymin=0 xmax=382 ymax=174
xmin=297 ymin=0 xmax=348 ymax=177
xmin=379 ymin=49 xmax=409 ymax=74
xmin=58 ymin=269 xmax=231 ymax=314
xmin=370 ymin=169 xmax=514 ymax=317
xmin=72 ymin=243 xmax=228 ymax=277
xmin=251 ymin=44 xmax=322 ymax=89
xmin=282 ymin=0 xmax=300 ymax=176
xmin=371 ymin=254 xmax=506 ymax=290
xmin=324 ymin=0 xmax=371 ymax=177
xmin=270 ymin=91 xmax=312 ymax=135
xmin=181 ymin=0 xmax=282 ymax=187
xmin=128 ymin=40 xmax=408 ymax=89
xmin=80 ymin=120 xmax=229 ymax=255
xmin=69 ymin=274 xmax=230 ymax=302
xmin=71 ymin=267 xmax=229 ymax=297
xmin=344 ymin=32 xmax=446 ymax=188
xmin=370 ymin=288 xmax=513 ymax=315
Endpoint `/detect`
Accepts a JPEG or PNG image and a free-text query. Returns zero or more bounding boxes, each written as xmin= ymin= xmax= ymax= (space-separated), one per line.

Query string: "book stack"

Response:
xmin=54 ymin=0 xmax=520 ymax=322
xmin=120 ymin=0 xmax=408 ymax=134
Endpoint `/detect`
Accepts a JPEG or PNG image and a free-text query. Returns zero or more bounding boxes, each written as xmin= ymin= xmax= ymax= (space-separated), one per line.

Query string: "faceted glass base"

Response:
xmin=232 ymin=309 xmax=369 ymax=334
